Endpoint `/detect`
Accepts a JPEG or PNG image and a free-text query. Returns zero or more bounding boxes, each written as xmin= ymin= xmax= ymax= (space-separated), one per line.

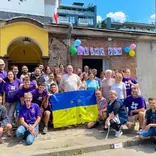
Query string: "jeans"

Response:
xmin=6 ymin=102 xmax=16 ymax=123
xmin=16 ymin=125 xmax=39 ymax=145
xmin=140 ymin=128 xmax=156 ymax=137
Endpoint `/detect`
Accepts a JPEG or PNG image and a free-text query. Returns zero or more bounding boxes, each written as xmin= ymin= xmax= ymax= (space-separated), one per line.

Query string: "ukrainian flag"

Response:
xmin=50 ymin=90 xmax=98 ymax=128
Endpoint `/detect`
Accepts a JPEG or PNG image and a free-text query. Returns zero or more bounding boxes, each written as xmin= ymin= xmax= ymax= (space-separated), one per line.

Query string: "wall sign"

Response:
xmin=80 ymin=47 xmax=122 ymax=56
xmin=108 ymin=48 xmax=122 ymax=56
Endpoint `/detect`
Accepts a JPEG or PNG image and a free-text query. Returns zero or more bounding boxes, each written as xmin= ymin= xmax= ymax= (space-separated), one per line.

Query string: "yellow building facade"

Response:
xmin=0 ymin=21 xmax=49 ymax=69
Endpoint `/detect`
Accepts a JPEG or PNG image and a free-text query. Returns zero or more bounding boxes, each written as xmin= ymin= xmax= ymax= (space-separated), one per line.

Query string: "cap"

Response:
xmin=0 ymin=59 xmax=5 ymax=65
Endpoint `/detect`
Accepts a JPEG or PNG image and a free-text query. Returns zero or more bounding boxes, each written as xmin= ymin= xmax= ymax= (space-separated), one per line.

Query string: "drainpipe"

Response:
xmin=66 ymin=23 xmax=73 ymax=65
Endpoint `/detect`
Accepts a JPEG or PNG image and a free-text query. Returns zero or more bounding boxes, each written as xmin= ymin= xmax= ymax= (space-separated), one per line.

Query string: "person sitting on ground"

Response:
xmin=0 ymin=95 xmax=12 ymax=144
xmin=105 ymin=90 xmax=127 ymax=138
xmin=139 ymin=98 xmax=156 ymax=139
xmin=123 ymin=86 xmax=146 ymax=132
xmin=31 ymin=83 xmax=48 ymax=112
xmin=87 ymin=90 xmax=107 ymax=129
xmin=16 ymin=92 xmax=41 ymax=145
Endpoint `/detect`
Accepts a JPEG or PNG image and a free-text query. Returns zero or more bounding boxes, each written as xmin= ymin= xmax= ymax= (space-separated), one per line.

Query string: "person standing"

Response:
xmin=60 ymin=65 xmax=81 ymax=92
xmin=79 ymin=73 xmax=87 ymax=90
xmin=111 ymin=73 xmax=127 ymax=101
xmin=101 ymin=70 xmax=115 ymax=102
xmin=86 ymin=73 xmax=99 ymax=90
xmin=2 ymin=71 xmax=21 ymax=124
xmin=20 ymin=65 xmax=30 ymax=82
xmin=16 ymin=92 xmax=41 ymax=145
xmin=43 ymin=66 xmax=51 ymax=82
xmin=0 ymin=59 xmax=7 ymax=95
xmin=122 ymin=68 xmax=138 ymax=96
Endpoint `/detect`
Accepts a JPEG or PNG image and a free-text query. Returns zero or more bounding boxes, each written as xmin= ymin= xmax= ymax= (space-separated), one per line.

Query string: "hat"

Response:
xmin=0 ymin=59 xmax=5 ymax=65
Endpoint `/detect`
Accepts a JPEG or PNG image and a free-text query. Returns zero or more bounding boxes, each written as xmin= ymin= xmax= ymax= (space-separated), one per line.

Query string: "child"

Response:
xmin=87 ymin=90 xmax=107 ymax=128
xmin=0 ymin=95 xmax=12 ymax=143
xmin=139 ymin=98 xmax=156 ymax=139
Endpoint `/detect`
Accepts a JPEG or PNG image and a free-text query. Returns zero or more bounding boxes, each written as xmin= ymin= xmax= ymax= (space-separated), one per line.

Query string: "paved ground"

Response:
xmin=0 ymin=124 xmax=153 ymax=156
xmin=77 ymin=144 xmax=156 ymax=156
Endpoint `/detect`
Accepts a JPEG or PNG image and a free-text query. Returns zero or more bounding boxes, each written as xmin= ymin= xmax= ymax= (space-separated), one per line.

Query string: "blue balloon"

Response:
xmin=124 ymin=46 xmax=130 ymax=53
xmin=74 ymin=39 xmax=81 ymax=47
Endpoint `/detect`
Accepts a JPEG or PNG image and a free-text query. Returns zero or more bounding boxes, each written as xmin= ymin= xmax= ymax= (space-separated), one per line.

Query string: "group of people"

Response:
xmin=0 ymin=58 xmax=156 ymax=145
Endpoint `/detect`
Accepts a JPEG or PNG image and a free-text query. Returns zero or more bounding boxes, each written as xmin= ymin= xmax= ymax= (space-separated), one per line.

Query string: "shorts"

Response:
xmin=140 ymin=128 xmax=156 ymax=137
xmin=0 ymin=119 xmax=10 ymax=128
xmin=128 ymin=114 xmax=138 ymax=123
xmin=44 ymin=108 xmax=53 ymax=121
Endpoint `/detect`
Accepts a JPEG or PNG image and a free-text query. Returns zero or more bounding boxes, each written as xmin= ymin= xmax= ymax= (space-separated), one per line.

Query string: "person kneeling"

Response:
xmin=0 ymin=95 xmax=12 ymax=144
xmin=139 ymin=98 xmax=156 ymax=139
xmin=87 ymin=90 xmax=107 ymax=129
xmin=16 ymin=92 xmax=41 ymax=145
xmin=105 ymin=90 xmax=127 ymax=138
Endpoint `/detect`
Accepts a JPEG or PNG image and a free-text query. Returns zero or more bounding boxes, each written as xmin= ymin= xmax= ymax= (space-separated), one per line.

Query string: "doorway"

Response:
xmin=83 ymin=59 xmax=103 ymax=77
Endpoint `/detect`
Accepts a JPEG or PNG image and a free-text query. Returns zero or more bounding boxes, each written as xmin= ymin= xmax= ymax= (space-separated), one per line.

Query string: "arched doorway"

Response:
xmin=7 ymin=37 xmax=42 ymax=72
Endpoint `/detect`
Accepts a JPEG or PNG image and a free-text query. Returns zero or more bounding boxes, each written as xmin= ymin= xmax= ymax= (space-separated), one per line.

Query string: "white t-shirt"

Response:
xmin=60 ymin=73 xmax=81 ymax=91
xmin=111 ymin=82 xmax=126 ymax=99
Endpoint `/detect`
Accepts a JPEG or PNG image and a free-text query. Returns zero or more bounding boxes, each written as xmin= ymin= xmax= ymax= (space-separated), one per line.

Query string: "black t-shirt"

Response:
xmin=146 ymin=109 xmax=156 ymax=125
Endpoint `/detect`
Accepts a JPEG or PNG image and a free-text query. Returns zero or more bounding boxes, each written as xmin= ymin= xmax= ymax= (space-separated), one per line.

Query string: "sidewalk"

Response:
xmin=0 ymin=125 xmax=151 ymax=156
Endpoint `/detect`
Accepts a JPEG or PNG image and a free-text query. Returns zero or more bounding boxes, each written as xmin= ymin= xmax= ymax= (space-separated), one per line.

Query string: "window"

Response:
xmin=69 ymin=16 xmax=75 ymax=24
xmin=59 ymin=16 xmax=69 ymax=24
xmin=88 ymin=18 xmax=94 ymax=25
xmin=78 ymin=18 xmax=88 ymax=25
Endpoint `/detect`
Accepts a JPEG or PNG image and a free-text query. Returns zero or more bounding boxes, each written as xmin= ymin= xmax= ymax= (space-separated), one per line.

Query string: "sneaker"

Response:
xmin=0 ymin=138 xmax=4 ymax=144
xmin=42 ymin=126 xmax=48 ymax=134
xmin=115 ymin=130 xmax=123 ymax=138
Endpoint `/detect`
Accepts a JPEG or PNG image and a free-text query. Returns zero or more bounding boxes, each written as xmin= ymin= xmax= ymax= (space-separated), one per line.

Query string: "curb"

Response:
xmin=33 ymin=138 xmax=152 ymax=156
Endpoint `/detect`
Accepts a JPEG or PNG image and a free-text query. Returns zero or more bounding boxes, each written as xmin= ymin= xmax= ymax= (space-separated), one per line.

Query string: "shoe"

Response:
xmin=42 ymin=126 xmax=48 ymax=134
xmin=0 ymin=138 xmax=4 ymax=144
xmin=115 ymin=130 xmax=123 ymax=138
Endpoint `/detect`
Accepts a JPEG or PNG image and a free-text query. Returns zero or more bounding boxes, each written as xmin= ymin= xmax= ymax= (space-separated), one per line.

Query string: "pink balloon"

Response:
xmin=130 ymin=43 xmax=136 ymax=50
xmin=77 ymin=46 xmax=84 ymax=55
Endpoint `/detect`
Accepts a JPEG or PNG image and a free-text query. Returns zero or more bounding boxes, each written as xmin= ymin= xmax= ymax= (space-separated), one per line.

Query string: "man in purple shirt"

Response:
xmin=31 ymin=83 xmax=48 ymax=108
xmin=124 ymin=86 xmax=146 ymax=131
xmin=122 ymin=69 xmax=138 ymax=96
xmin=0 ymin=59 xmax=7 ymax=95
xmin=16 ymin=92 xmax=41 ymax=145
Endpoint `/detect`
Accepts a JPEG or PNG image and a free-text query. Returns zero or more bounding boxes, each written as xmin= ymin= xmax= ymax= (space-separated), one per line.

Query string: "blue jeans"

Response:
xmin=140 ymin=128 xmax=156 ymax=137
xmin=16 ymin=125 xmax=39 ymax=145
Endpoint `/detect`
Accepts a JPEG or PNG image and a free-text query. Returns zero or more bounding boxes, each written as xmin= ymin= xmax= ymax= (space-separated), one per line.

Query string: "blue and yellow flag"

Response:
xmin=50 ymin=90 xmax=98 ymax=128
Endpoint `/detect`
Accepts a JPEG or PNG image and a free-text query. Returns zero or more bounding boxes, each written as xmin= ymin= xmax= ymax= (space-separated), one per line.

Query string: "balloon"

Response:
xmin=130 ymin=43 xmax=136 ymax=50
xmin=70 ymin=46 xmax=77 ymax=55
xmin=129 ymin=50 xmax=135 ymax=57
xmin=74 ymin=39 xmax=81 ymax=47
xmin=77 ymin=46 xmax=84 ymax=55
xmin=124 ymin=46 xmax=130 ymax=53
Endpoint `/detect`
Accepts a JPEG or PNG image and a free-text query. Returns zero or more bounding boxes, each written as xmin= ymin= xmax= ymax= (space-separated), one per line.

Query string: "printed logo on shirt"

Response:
xmin=31 ymin=108 xmax=35 ymax=113
xmin=125 ymin=81 xmax=131 ymax=88
xmin=11 ymin=86 xmax=16 ymax=90
xmin=131 ymin=102 xmax=138 ymax=110
xmin=38 ymin=97 xmax=42 ymax=101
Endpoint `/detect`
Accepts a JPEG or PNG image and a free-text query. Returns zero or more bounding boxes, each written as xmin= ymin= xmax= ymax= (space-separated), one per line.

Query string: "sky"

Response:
xmin=61 ymin=0 xmax=155 ymax=24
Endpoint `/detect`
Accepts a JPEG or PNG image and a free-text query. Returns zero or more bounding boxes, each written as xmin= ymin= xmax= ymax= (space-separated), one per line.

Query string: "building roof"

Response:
xmin=0 ymin=11 xmax=52 ymax=24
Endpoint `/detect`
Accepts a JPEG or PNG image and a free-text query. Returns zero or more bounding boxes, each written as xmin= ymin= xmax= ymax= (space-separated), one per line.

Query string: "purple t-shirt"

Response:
xmin=31 ymin=89 xmax=48 ymax=107
xmin=0 ymin=70 xmax=7 ymax=94
xmin=18 ymin=81 xmax=36 ymax=99
xmin=19 ymin=103 xmax=41 ymax=124
xmin=123 ymin=95 xmax=145 ymax=115
xmin=2 ymin=79 xmax=21 ymax=103
xmin=122 ymin=77 xmax=138 ymax=96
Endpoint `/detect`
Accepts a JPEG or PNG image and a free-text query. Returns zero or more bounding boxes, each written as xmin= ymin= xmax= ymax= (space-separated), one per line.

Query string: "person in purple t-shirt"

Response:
xmin=31 ymin=83 xmax=48 ymax=109
xmin=16 ymin=92 xmax=41 ymax=145
xmin=2 ymin=71 xmax=21 ymax=124
xmin=123 ymin=86 xmax=146 ymax=131
xmin=0 ymin=59 xmax=7 ymax=95
xmin=122 ymin=69 xmax=139 ymax=96
xmin=18 ymin=76 xmax=36 ymax=105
